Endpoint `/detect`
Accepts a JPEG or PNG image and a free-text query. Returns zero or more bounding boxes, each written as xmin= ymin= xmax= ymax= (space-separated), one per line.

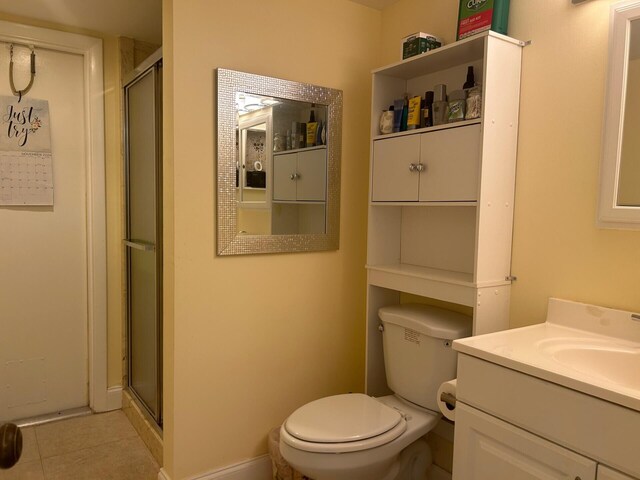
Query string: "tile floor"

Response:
xmin=0 ymin=411 xmax=159 ymax=480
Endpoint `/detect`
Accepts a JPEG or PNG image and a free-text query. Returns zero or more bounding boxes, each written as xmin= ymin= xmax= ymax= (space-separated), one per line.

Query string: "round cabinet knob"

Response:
xmin=409 ymin=163 xmax=417 ymax=172
xmin=290 ymin=174 xmax=295 ymax=180
xmin=416 ymin=163 xmax=425 ymax=173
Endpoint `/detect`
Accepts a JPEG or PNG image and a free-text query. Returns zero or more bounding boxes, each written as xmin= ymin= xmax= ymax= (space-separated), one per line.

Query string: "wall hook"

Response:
xmin=9 ymin=44 xmax=36 ymax=101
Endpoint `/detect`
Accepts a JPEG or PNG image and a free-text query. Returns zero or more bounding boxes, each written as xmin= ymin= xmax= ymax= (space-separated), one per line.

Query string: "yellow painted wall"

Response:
xmin=380 ymin=0 xmax=640 ymax=329
xmin=165 ymin=0 xmax=379 ymax=478
xmin=0 ymin=12 xmax=124 ymax=388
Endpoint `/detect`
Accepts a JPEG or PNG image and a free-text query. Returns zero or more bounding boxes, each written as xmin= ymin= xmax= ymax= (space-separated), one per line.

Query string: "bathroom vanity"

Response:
xmin=452 ymin=298 xmax=640 ymax=479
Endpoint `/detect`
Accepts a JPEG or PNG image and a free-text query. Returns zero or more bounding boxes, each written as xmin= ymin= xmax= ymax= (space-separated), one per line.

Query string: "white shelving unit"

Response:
xmin=365 ymin=31 xmax=525 ymax=396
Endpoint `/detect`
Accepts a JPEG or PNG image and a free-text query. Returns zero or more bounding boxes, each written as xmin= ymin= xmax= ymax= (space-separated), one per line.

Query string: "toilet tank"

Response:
xmin=379 ymin=304 xmax=472 ymax=411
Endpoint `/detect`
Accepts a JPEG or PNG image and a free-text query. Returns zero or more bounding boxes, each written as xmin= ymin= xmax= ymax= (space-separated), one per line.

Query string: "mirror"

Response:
xmin=216 ymin=69 xmax=342 ymax=255
xmin=599 ymin=2 xmax=640 ymax=228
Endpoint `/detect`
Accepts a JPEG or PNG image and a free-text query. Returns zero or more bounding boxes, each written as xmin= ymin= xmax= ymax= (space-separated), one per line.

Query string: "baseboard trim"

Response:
xmin=158 ymin=455 xmax=272 ymax=480
xmin=106 ymin=386 xmax=123 ymax=411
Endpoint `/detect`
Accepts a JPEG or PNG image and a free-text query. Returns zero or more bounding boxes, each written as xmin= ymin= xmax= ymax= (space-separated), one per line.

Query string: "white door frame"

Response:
xmin=0 ymin=21 xmax=110 ymax=412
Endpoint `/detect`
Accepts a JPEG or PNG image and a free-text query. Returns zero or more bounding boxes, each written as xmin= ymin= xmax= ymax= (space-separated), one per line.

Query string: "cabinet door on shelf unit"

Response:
xmin=419 ymin=124 xmax=481 ymax=202
xmin=372 ymin=134 xmax=420 ymax=202
xmin=273 ymin=153 xmax=297 ymax=201
xmin=297 ymin=148 xmax=326 ymax=201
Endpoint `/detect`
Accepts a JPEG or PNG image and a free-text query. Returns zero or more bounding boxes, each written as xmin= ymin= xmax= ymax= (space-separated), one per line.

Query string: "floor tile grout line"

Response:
xmin=38 ymin=433 xmax=140 ymax=462
xmin=33 ymin=426 xmax=44 ymax=462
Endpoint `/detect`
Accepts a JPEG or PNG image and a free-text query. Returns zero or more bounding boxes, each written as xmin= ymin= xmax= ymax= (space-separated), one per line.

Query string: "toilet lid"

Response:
xmin=284 ymin=393 xmax=403 ymax=444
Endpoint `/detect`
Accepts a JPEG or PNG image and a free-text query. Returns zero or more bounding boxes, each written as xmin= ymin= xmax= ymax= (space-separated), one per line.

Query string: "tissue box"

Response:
xmin=401 ymin=32 xmax=442 ymax=60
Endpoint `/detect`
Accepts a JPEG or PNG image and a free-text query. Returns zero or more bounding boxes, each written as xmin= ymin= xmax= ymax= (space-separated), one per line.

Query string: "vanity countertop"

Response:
xmin=453 ymin=298 xmax=640 ymax=412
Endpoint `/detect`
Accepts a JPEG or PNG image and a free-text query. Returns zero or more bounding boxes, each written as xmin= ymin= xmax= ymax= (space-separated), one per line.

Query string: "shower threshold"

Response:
xmin=12 ymin=406 xmax=92 ymax=428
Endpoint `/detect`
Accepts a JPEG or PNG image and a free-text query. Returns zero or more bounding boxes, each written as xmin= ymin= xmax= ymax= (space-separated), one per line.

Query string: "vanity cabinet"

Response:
xmin=453 ymin=352 xmax=640 ymax=480
xmin=273 ymin=147 xmax=326 ymax=202
xmin=365 ymin=31 xmax=525 ymax=396
xmin=599 ymin=467 xmax=639 ymax=480
xmin=455 ymin=402 xmax=640 ymax=480
xmin=454 ymin=402 xmax=598 ymax=480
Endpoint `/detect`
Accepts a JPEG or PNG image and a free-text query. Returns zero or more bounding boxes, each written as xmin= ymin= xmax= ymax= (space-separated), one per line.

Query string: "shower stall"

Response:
xmin=123 ymin=49 xmax=163 ymax=428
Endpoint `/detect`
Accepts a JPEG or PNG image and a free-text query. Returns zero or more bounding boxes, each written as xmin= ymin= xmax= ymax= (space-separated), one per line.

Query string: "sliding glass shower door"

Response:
xmin=124 ymin=54 xmax=163 ymax=427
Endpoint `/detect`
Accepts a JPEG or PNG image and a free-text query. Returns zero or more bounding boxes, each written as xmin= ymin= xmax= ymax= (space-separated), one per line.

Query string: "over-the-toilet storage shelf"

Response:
xmin=365 ymin=31 xmax=525 ymax=396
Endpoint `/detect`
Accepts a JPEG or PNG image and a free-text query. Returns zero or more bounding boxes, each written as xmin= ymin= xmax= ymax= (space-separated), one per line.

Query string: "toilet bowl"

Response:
xmin=280 ymin=394 xmax=439 ymax=480
xmin=280 ymin=304 xmax=471 ymax=480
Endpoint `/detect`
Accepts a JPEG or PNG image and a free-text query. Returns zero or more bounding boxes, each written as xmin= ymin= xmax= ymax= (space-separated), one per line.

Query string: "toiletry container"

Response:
xmin=448 ymin=90 xmax=467 ymax=123
xmin=432 ymin=84 xmax=448 ymax=126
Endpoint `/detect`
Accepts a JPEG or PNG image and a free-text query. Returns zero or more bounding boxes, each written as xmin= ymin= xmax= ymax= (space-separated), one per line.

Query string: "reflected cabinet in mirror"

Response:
xmin=216 ymin=69 xmax=342 ymax=255
xmin=599 ymin=1 xmax=640 ymax=228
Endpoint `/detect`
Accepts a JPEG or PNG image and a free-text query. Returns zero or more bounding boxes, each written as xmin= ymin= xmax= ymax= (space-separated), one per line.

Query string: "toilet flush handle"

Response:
xmin=378 ymin=324 xmax=384 ymax=333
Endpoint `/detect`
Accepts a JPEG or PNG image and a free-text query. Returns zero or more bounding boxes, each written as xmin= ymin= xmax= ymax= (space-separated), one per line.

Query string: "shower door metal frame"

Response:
xmin=124 ymin=49 xmax=163 ymax=428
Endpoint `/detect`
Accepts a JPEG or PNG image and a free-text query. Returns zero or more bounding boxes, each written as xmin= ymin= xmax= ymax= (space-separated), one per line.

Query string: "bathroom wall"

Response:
xmin=379 ymin=0 xmax=640 ymax=328
xmin=163 ymin=0 xmax=380 ymax=478
xmin=0 ymin=12 xmax=124 ymax=389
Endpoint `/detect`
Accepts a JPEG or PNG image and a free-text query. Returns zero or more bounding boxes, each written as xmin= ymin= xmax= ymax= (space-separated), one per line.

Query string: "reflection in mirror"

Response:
xmin=599 ymin=2 xmax=640 ymax=228
xmin=618 ymin=18 xmax=640 ymax=207
xmin=217 ymin=69 xmax=342 ymax=255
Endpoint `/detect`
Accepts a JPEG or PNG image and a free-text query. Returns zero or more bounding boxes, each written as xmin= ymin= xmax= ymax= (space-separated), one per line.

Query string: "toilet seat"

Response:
xmin=281 ymin=394 xmax=408 ymax=453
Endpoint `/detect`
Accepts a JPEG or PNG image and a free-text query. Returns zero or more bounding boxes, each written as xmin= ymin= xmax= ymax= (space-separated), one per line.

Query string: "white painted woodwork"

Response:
xmin=400 ymin=206 xmax=476 ymax=274
xmin=0 ymin=24 xmax=107 ymax=419
xmin=371 ymin=124 xmax=480 ymax=202
xmin=372 ymin=135 xmax=420 ymax=201
xmin=273 ymin=153 xmax=297 ymax=201
xmin=453 ymin=402 xmax=598 ymax=480
xmin=598 ymin=2 xmax=640 ymax=229
xmin=365 ymin=32 xmax=523 ymax=395
xmin=419 ymin=124 xmax=480 ymax=202
xmin=272 ymin=148 xmax=326 ymax=202
xmin=598 ymin=466 xmax=639 ymax=480
xmin=296 ymin=148 xmax=326 ymax=201
xmin=456 ymin=354 xmax=640 ymax=478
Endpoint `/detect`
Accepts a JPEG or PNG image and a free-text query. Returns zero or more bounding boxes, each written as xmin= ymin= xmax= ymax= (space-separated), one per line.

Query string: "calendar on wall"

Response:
xmin=0 ymin=96 xmax=53 ymax=206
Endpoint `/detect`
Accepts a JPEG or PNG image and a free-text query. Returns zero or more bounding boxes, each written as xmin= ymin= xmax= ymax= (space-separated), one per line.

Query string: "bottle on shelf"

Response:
xmin=407 ymin=96 xmax=421 ymax=130
xmin=423 ymin=91 xmax=434 ymax=128
xmin=316 ymin=120 xmax=324 ymax=145
xmin=307 ymin=105 xmax=318 ymax=147
xmin=432 ymin=84 xmax=449 ymax=126
xmin=400 ymin=95 xmax=409 ymax=131
xmin=463 ymin=66 xmax=475 ymax=90
xmin=380 ymin=106 xmax=394 ymax=134
xmin=392 ymin=99 xmax=403 ymax=133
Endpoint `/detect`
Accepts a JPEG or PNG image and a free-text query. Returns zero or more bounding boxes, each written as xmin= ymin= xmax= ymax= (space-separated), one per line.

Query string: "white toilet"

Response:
xmin=280 ymin=304 xmax=471 ymax=480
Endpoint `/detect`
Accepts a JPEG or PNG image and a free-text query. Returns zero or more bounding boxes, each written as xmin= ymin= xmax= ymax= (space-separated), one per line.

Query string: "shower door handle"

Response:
xmin=123 ymin=240 xmax=156 ymax=252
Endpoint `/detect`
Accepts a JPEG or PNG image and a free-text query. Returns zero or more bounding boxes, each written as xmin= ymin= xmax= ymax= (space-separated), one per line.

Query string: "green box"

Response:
xmin=457 ymin=0 xmax=510 ymax=40
xmin=402 ymin=35 xmax=442 ymax=60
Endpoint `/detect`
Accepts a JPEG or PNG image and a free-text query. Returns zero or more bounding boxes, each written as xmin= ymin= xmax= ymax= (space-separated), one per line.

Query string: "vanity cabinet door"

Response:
xmin=598 ymin=466 xmax=639 ymax=480
xmin=372 ymin=135 xmax=421 ymax=201
xmin=297 ymin=148 xmax=326 ymax=201
xmin=453 ymin=402 xmax=597 ymax=480
xmin=419 ymin=124 xmax=481 ymax=202
xmin=273 ymin=153 xmax=297 ymax=201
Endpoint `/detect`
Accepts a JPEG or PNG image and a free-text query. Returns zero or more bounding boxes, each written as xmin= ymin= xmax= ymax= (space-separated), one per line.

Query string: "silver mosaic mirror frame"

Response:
xmin=216 ymin=68 xmax=342 ymax=255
